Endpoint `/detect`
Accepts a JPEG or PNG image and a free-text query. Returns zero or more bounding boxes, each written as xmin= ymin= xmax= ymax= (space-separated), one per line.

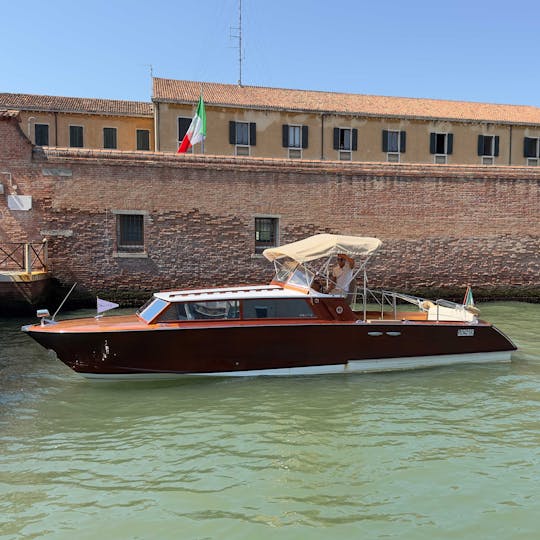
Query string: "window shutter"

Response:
xmin=429 ymin=133 xmax=436 ymax=154
xmin=352 ymin=129 xmax=358 ymax=151
xmin=477 ymin=135 xmax=484 ymax=156
xmin=524 ymin=137 xmax=530 ymax=157
xmin=447 ymin=134 xmax=454 ymax=155
xmin=382 ymin=130 xmax=388 ymax=152
xmin=229 ymin=121 xmax=236 ymax=145
xmin=333 ymin=128 xmax=340 ymax=150
xmin=302 ymin=125 xmax=308 ymax=149
xmin=249 ymin=123 xmax=256 ymax=146
xmin=400 ymin=131 xmax=406 ymax=153
xmin=494 ymin=136 xmax=500 ymax=157
xmin=282 ymin=125 xmax=289 ymax=148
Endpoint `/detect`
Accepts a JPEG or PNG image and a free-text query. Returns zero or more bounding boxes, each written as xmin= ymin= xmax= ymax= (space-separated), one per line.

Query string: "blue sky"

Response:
xmin=1 ymin=0 xmax=539 ymax=106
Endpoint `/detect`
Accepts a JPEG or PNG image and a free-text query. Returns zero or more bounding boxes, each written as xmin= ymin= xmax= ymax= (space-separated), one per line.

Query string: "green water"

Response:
xmin=1 ymin=303 xmax=539 ymax=539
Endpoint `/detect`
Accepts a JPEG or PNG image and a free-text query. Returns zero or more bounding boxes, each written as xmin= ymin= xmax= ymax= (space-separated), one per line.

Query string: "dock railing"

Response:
xmin=0 ymin=240 xmax=48 ymax=273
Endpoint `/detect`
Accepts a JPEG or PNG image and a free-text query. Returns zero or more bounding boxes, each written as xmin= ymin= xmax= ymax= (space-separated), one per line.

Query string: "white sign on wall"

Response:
xmin=7 ymin=195 xmax=32 ymax=211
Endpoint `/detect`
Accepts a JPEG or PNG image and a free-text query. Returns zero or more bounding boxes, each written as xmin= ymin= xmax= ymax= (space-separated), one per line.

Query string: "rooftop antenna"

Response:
xmin=230 ymin=0 xmax=243 ymax=86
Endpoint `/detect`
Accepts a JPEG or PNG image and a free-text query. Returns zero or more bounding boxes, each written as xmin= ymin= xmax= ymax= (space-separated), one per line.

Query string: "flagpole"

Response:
xmin=200 ymin=84 xmax=204 ymax=154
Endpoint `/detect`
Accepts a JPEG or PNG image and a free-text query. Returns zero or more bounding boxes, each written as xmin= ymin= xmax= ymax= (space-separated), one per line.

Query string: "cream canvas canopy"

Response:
xmin=263 ymin=234 xmax=382 ymax=263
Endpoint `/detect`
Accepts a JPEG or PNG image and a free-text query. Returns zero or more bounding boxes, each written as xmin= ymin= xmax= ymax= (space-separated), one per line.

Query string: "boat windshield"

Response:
xmin=274 ymin=258 xmax=314 ymax=289
xmin=137 ymin=297 xmax=169 ymax=323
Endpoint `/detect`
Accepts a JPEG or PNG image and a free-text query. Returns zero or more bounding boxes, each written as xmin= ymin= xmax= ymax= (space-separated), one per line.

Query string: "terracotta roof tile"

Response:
xmin=0 ymin=109 xmax=20 ymax=120
xmin=0 ymin=93 xmax=153 ymax=117
xmin=153 ymin=78 xmax=540 ymax=125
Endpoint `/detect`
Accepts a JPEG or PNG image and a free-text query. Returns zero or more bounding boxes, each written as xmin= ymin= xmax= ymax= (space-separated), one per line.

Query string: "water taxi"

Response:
xmin=22 ymin=234 xmax=516 ymax=379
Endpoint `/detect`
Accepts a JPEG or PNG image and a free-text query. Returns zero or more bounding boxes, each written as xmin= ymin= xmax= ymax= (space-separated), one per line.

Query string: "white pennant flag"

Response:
xmin=97 ymin=297 xmax=119 ymax=314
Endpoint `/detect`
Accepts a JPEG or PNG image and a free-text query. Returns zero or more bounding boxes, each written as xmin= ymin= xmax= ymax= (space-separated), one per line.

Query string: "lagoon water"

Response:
xmin=1 ymin=303 xmax=539 ymax=539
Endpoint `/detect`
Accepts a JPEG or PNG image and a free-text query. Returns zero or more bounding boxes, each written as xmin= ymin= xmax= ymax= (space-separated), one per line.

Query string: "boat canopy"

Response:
xmin=263 ymin=234 xmax=382 ymax=263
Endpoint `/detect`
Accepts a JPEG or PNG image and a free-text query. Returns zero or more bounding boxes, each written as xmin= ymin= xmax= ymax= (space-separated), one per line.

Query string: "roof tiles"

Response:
xmin=0 ymin=93 xmax=153 ymax=116
xmin=153 ymin=78 xmax=540 ymax=125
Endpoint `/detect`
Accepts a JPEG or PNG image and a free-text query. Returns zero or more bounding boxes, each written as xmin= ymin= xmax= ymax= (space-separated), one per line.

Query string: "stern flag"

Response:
xmin=97 ymin=297 xmax=119 ymax=314
xmin=178 ymin=95 xmax=206 ymax=153
xmin=463 ymin=286 xmax=475 ymax=308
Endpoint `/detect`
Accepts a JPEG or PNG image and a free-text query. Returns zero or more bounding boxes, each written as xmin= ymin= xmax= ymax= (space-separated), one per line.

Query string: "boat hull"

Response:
xmin=25 ymin=320 xmax=516 ymax=380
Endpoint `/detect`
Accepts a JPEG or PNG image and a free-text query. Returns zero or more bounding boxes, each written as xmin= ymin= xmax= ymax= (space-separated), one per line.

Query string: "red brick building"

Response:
xmin=1 ymin=110 xmax=539 ymax=306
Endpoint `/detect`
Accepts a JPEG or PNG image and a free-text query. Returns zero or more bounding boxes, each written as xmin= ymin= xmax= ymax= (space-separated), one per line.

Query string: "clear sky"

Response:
xmin=1 ymin=0 xmax=539 ymax=106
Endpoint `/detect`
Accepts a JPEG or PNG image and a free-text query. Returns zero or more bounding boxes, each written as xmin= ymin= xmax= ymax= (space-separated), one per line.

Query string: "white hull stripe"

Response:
xmin=79 ymin=351 xmax=512 ymax=380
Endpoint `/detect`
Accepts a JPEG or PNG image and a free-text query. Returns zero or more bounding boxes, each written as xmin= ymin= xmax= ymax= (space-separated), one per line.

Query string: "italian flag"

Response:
xmin=178 ymin=96 xmax=206 ymax=153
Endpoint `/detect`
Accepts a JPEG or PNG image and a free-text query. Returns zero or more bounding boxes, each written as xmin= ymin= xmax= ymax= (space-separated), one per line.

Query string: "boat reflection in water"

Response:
xmin=22 ymin=234 xmax=516 ymax=380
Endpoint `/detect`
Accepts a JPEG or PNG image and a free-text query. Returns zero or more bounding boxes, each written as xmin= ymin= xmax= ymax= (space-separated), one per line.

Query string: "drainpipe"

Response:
xmin=508 ymin=125 xmax=513 ymax=165
xmin=27 ymin=116 xmax=36 ymax=143
xmin=54 ymin=112 xmax=58 ymax=146
xmin=320 ymin=113 xmax=325 ymax=161
xmin=154 ymin=102 xmax=160 ymax=152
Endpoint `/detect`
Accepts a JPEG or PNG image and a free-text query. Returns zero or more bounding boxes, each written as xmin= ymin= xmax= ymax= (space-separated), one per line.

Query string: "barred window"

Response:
xmin=117 ymin=214 xmax=144 ymax=252
xmin=255 ymin=217 xmax=278 ymax=254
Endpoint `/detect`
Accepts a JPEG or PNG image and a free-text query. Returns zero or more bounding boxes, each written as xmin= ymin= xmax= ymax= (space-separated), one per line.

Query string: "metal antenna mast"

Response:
xmin=238 ymin=0 xmax=242 ymax=86
xmin=230 ymin=0 xmax=243 ymax=86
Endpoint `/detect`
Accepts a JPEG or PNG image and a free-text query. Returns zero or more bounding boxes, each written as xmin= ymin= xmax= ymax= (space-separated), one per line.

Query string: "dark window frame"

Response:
xmin=116 ymin=214 xmax=144 ymax=252
xmin=136 ymin=129 xmax=150 ymax=151
xmin=103 ymin=127 xmax=117 ymax=149
xmin=69 ymin=125 xmax=84 ymax=148
xmin=254 ymin=217 xmax=279 ymax=254
xmin=34 ymin=123 xmax=49 ymax=146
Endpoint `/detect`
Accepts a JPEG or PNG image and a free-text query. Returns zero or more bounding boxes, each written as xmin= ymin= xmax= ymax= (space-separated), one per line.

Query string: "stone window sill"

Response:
xmin=113 ymin=251 xmax=148 ymax=259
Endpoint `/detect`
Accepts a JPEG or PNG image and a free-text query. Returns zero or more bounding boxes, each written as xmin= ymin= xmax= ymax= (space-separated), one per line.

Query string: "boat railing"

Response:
xmin=0 ymin=240 xmax=48 ymax=273
xmin=353 ymin=288 xmax=471 ymax=322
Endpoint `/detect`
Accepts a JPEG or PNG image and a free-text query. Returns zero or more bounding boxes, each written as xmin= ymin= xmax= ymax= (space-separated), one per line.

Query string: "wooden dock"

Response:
xmin=0 ymin=241 xmax=52 ymax=313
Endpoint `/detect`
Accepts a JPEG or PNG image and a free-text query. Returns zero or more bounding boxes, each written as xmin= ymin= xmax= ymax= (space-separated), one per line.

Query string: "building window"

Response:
xmin=137 ymin=129 xmax=150 ymax=151
xmin=69 ymin=125 xmax=84 ymax=148
xmin=282 ymin=124 xmax=308 ymax=158
xmin=333 ymin=128 xmax=358 ymax=160
xmin=478 ymin=135 xmax=499 ymax=164
xmin=524 ymin=137 xmax=540 ymax=165
xmin=103 ymin=127 xmax=117 ymax=149
xmin=430 ymin=132 xmax=453 ymax=164
xmin=254 ymin=217 xmax=278 ymax=254
xmin=178 ymin=117 xmax=191 ymax=141
xmin=34 ymin=124 xmax=49 ymax=146
xmin=229 ymin=121 xmax=256 ymax=156
xmin=117 ymin=214 xmax=144 ymax=252
xmin=382 ymin=130 xmax=406 ymax=161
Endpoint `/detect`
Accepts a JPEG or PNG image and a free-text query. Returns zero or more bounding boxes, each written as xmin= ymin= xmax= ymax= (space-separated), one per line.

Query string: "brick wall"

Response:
xmin=1 ymin=114 xmax=539 ymax=304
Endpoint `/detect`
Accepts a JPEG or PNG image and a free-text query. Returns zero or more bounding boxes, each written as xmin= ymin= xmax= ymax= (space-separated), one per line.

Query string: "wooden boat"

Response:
xmin=22 ymin=234 xmax=516 ymax=380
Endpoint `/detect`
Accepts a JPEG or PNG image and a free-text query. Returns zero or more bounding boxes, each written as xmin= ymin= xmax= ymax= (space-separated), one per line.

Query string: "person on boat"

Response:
xmin=328 ymin=253 xmax=355 ymax=296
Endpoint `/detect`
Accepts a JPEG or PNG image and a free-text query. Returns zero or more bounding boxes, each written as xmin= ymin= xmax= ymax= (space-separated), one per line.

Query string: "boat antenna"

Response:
xmin=52 ymin=282 xmax=77 ymax=321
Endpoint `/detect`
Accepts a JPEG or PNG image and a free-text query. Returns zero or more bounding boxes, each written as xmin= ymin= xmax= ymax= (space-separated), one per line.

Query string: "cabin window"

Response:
xmin=138 ymin=297 xmax=169 ymax=323
xmin=34 ymin=124 xmax=49 ymax=146
xmin=117 ymin=214 xmax=144 ymax=252
xmin=137 ymin=129 xmax=150 ymax=151
xmin=69 ymin=125 xmax=84 ymax=148
xmin=103 ymin=127 xmax=117 ymax=149
xmin=255 ymin=217 xmax=279 ymax=254
xmin=159 ymin=300 xmax=240 ymax=321
xmin=243 ymin=298 xmax=314 ymax=319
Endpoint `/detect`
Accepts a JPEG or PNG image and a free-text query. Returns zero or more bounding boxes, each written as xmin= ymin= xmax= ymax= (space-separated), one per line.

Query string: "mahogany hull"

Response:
xmin=25 ymin=320 xmax=516 ymax=379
